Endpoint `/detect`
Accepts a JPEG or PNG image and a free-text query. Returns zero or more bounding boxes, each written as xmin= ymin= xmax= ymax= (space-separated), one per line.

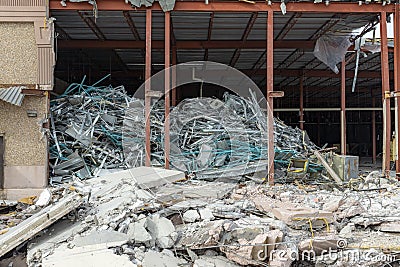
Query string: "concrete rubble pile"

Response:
xmin=1 ymin=166 xmax=399 ymax=266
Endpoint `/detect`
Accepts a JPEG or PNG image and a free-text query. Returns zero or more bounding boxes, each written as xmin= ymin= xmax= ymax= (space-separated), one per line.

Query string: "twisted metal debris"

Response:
xmin=49 ymin=76 xmax=132 ymax=183
xmin=50 ymin=78 xmax=319 ymax=181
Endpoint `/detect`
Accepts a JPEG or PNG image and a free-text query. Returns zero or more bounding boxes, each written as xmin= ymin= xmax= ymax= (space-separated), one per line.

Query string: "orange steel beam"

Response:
xmin=380 ymin=11 xmax=391 ymax=176
xmin=145 ymin=8 xmax=152 ymax=167
xmin=54 ymin=68 xmax=393 ymax=79
xmin=58 ymin=40 xmax=393 ymax=53
xmin=55 ymin=68 xmax=394 ymax=79
xmin=165 ymin=11 xmax=171 ymax=169
xmin=49 ymin=1 xmax=395 ymax=13
xmin=267 ymin=10 xmax=274 ymax=185
xmin=58 ymin=39 xmax=316 ymax=49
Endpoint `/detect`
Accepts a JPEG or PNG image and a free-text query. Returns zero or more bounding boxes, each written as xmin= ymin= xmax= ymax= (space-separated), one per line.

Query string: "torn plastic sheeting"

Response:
xmin=313 ymin=33 xmax=352 ymax=74
xmin=126 ymin=0 xmax=176 ymax=12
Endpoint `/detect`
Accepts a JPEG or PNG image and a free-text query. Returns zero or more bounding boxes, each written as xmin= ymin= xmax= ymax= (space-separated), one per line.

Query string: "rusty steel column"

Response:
xmin=372 ymin=97 xmax=377 ymax=164
xmin=341 ymin=60 xmax=346 ymax=155
xmin=299 ymin=75 xmax=304 ymax=130
xmin=172 ymin=46 xmax=177 ymax=107
xmin=267 ymin=10 xmax=274 ymax=185
xmin=380 ymin=11 xmax=391 ymax=176
xmin=165 ymin=11 xmax=171 ymax=169
xmin=145 ymin=8 xmax=152 ymax=167
xmin=394 ymin=4 xmax=400 ymax=178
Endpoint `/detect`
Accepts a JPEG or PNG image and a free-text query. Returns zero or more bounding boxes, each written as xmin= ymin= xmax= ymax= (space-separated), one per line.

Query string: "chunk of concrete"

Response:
xmin=378 ymin=222 xmax=400 ymax=233
xmin=339 ymin=223 xmax=355 ymax=236
xmin=146 ymin=215 xmax=177 ymax=248
xmin=298 ymin=236 xmax=343 ymax=255
xmin=194 ymin=256 xmax=241 ymax=267
xmin=135 ymin=189 xmax=154 ymax=201
xmin=183 ymin=210 xmax=200 ymax=222
xmin=146 ymin=215 xmax=175 ymax=239
xmin=127 ymin=223 xmax=152 ymax=244
xmin=272 ymin=207 xmax=333 ymax=229
xmin=142 ymin=250 xmax=187 ymax=267
xmin=199 ymin=208 xmax=215 ymax=221
xmin=157 ymin=236 xmax=175 ymax=249
xmin=35 ymin=189 xmax=52 ymax=206
xmin=176 ymin=220 xmax=225 ymax=249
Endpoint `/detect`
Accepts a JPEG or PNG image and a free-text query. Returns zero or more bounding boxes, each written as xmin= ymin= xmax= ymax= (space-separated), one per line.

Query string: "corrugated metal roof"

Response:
xmin=0 ymin=86 xmax=25 ymax=106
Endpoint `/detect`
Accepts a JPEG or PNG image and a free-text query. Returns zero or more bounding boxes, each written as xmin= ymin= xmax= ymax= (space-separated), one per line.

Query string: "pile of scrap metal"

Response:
xmin=49 ymin=76 xmax=133 ymax=183
xmin=49 ymin=78 xmax=323 ymax=183
xmin=125 ymin=92 xmax=323 ymax=180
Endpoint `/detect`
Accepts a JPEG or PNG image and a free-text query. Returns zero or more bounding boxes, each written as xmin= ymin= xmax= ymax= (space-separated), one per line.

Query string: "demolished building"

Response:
xmin=1 ymin=0 xmax=400 ymax=266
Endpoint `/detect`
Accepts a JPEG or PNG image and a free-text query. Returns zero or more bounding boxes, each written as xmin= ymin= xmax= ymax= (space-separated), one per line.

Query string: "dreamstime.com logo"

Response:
xmin=262 ymin=239 xmax=397 ymax=263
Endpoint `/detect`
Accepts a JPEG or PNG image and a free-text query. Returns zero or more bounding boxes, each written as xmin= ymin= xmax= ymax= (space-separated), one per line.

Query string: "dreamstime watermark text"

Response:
xmin=258 ymin=240 xmax=397 ymax=263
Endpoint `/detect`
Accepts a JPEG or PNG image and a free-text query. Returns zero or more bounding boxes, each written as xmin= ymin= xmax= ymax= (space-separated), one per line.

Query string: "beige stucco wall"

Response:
xmin=0 ymin=21 xmax=48 ymax=190
xmin=0 ymin=22 xmax=38 ymax=84
xmin=0 ymin=96 xmax=47 ymax=166
xmin=0 ymin=95 xmax=48 ymax=189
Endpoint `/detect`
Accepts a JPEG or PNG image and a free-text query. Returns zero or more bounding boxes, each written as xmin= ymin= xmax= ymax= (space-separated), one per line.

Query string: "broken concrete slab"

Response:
xmin=0 ymin=192 xmax=83 ymax=257
xmin=377 ymin=222 xmax=400 ymax=233
xmin=72 ymin=230 xmax=129 ymax=248
xmin=157 ymin=182 xmax=236 ymax=200
xmin=272 ymin=207 xmax=333 ymax=229
xmin=42 ymin=243 xmax=135 ymax=267
xmin=99 ymin=167 xmax=185 ymax=189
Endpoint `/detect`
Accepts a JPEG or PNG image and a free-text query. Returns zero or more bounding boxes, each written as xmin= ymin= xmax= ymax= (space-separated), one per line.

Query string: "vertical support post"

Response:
xmin=165 ymin=11 xmax=171 ymax=169
xmin=394 ymin=5 xmax=400 ymax=178
xmin=145 ymin=8 xmax=152 ymax=167
xmin=299 ymin=75 xmax=304 ymax=130
xmin=267 ymin=10 xmax=274 ymax=185
xmin=372 ymin=97 xmax=377 ymax=164
xmin=380 ymin=11 xmax=391 ymax=176
xmin=172 ymin=46 xmax=177 ymax=107
xmin=341 ymin=60 xmax=346 ymax=155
